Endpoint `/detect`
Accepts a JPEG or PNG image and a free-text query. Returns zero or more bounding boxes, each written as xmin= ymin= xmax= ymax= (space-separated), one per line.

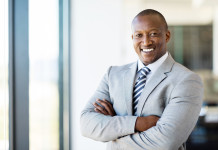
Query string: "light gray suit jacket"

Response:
xmin=80 ymin=54 xmax=203 ymax=150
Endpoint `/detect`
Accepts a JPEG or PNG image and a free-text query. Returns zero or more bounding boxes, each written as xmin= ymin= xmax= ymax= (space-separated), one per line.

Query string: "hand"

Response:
xmin=93 ymin=99 xmax=116 ymax=116
xmin=135 ymin=115 xmax=159 ymax=132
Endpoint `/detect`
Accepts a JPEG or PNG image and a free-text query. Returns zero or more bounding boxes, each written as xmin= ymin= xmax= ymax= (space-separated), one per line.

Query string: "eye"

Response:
xmin=150 ymin=32 xmax=158 ymax=37
xmin=135 ymin=33 xmax=143 ymax=38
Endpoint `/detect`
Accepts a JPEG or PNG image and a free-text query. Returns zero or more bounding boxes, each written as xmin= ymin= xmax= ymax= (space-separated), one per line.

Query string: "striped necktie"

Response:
xmin=133 ymin=67 xmax=150 ymax=115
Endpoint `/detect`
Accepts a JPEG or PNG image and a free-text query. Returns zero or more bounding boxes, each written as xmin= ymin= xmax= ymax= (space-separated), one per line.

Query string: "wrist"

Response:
xmin=135 ymin=117 xmax=146 ymax=132
xmin=135 ymin=115 xmax=159 ymax=132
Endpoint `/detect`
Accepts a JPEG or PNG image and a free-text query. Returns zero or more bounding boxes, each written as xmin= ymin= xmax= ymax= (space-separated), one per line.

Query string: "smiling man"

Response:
xmin=131 ymin=12 xmax=170 ymax=65
xmin=80 ymin=9 xmax=203 ymax=150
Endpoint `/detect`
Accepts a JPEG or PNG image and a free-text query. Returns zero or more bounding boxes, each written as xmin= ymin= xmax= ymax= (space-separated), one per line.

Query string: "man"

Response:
xmin=80 ymin=9 xmax=203 ymax=150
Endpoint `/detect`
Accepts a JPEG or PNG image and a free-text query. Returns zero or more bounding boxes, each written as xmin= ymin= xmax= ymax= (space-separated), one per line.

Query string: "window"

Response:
xmin=8 ymin=0 xmax=70 ymax=149
xmin=29 ymin=0 xmax=60 ymax=149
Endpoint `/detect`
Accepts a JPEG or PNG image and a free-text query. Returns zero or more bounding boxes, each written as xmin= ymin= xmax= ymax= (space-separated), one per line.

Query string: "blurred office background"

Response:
xmin=1 ymin=0 xmax=218 ymax=150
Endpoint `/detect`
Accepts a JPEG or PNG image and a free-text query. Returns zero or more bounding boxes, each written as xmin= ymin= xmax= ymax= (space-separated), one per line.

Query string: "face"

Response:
xmin=131 ymin=15 xmax=170 ymax=65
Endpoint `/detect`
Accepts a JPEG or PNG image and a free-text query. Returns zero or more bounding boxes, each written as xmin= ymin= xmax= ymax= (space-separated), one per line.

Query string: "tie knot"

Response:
xmin=140 ymin=67 xmax=150 ymax=76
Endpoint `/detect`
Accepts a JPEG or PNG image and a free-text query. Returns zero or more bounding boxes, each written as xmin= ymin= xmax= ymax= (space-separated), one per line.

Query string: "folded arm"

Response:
xmin=80 ymin=67 xmax=203 ymax=149
xmin=93 ymin=99 xmax=159 ymax=132
xmin=108 ymin=74 xmax=204 ymax=150
xmin=80 ymin=67 xmax=137 ymax=141
xmin=81 ymin=99 xmax=158 ymax=142
xmin=80 ymin=103 xmax=137 ymax=141
xmin=80 ymin=67 xmax=158 ymax=141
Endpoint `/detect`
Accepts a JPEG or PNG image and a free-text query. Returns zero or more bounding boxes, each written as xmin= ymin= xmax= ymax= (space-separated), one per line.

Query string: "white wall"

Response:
xmin=70 ymin=0 xmax=137 ymax=150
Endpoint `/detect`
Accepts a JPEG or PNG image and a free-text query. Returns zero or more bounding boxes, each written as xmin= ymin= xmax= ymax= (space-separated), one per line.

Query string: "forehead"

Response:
xmin=132 ymin=15 xmax=165 ymax=32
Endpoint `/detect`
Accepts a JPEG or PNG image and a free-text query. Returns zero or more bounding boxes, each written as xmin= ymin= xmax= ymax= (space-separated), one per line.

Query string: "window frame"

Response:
xmin=8 ymin=0 xmax=71 ymax=149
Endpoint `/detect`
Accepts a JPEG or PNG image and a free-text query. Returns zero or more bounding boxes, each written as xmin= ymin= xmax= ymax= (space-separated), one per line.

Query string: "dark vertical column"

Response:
xmin=59 ymin=0 xmax=64 ymax=149
xmin=8 ymin=0 xmax=14 ymax=149
xmin=9 ymin=0 xmax=29 ymax=149
xmin=59 ymin=0 xmax=71 ymax=149
xmin=63 ymin=0 xmax=71 ymax=149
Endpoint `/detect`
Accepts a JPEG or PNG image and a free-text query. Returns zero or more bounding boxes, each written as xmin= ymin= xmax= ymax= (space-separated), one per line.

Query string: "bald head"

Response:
xmin=132 ymin=9 xmax=168 ymax=31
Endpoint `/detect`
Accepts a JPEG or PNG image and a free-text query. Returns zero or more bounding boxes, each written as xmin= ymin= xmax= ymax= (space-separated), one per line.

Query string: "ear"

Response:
xmin=166 ymin=30 xmax=171 ymax=43
xmin=131 ymin=34 xmax=133 ymax=40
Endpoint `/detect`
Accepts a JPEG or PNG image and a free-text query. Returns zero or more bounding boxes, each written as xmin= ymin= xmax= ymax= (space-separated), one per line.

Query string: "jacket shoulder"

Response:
xmin=171 ymin=62 xmax=202 ymax=83
xmin=109 ymin=62 xmax=136 ymax=73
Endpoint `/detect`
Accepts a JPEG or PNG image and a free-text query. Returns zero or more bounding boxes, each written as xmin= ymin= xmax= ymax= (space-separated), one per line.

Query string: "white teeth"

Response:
xmin=142 ymin=48 xmax=154 ymax=52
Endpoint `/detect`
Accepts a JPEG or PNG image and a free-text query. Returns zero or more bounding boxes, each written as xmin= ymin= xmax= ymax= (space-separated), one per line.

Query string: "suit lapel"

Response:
xmin=123 ymin=62 xmax=137 ymax=115
xmin=137 ymin=54 xmax=175 ymax=116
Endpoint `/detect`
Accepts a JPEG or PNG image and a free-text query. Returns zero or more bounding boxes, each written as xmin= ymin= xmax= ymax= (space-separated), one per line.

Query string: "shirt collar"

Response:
xmin=137 ymin=52 xmax=168 ymax=73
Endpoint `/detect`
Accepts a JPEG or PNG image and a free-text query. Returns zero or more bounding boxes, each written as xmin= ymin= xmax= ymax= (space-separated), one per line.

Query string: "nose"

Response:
xmin=142 ymin=35 xmax=152 ymax=46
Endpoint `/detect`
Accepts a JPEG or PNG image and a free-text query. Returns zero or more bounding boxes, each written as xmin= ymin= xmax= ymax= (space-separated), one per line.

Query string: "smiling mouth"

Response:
xmin=141 ymin=48 xmax=154 ymax=52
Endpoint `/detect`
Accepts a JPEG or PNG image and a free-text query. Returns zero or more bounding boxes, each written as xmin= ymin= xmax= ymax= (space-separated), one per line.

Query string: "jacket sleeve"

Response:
xmin=109 ymin=73 xmax=204 ymax=150
xmin=80 ymin=66 xmax=137 ymax=142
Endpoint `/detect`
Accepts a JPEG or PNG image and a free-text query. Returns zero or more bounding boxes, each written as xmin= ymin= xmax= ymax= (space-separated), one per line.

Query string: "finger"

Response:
xmin=93 ymin=102 xmax=105 ymax=112
xmin=102 ymin=99 xmax=116 ymax=115
xmin=97 ymin=100 xmax=115 ymax=116
xmin=93 ymin=102 xmax=108 ymax=115
xmin=96 ymin=100 xmax=112 ymax=115
xmin=94 ymin=108 xmax=104 ymax=114
xmin=94 ymin=105 xmax=106 ymax=115
xmin=102 ymin=99 xmax=113 ymax=109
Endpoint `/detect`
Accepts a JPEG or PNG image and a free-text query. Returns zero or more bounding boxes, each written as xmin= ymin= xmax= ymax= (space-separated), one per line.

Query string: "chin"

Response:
xmin=141 ymin=58 xmax=155 ymax=65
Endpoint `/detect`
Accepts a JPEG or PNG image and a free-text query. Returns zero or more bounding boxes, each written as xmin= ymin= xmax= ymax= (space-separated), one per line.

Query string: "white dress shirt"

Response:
xmin=135 ymin=52 xmax=168 ymax=84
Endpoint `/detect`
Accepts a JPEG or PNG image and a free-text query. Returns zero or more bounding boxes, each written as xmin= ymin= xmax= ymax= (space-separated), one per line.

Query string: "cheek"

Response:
xmin=155 ymin=40 xmax=165 ymax=48
xmin=133 ymin=42 xmax=140 ymax=50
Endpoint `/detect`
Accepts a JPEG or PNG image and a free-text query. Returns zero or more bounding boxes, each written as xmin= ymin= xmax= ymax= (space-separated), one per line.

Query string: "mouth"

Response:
xmin=141 ymin=48 xmax=154 ymax=53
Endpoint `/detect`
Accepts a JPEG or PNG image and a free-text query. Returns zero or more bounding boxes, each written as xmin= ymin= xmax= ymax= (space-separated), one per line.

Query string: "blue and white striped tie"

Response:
xmin=133 ymin=67 xmax=150 ymax=115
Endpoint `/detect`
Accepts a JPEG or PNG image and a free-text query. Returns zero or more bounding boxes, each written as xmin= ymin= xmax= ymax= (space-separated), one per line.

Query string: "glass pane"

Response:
xmin=0 ymin=0 xmax=9 ymax=149
xmin=29 ymin=0 xmax=59 ymax=149
xmin=168 ymin=25 xmax=213 ymax=70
